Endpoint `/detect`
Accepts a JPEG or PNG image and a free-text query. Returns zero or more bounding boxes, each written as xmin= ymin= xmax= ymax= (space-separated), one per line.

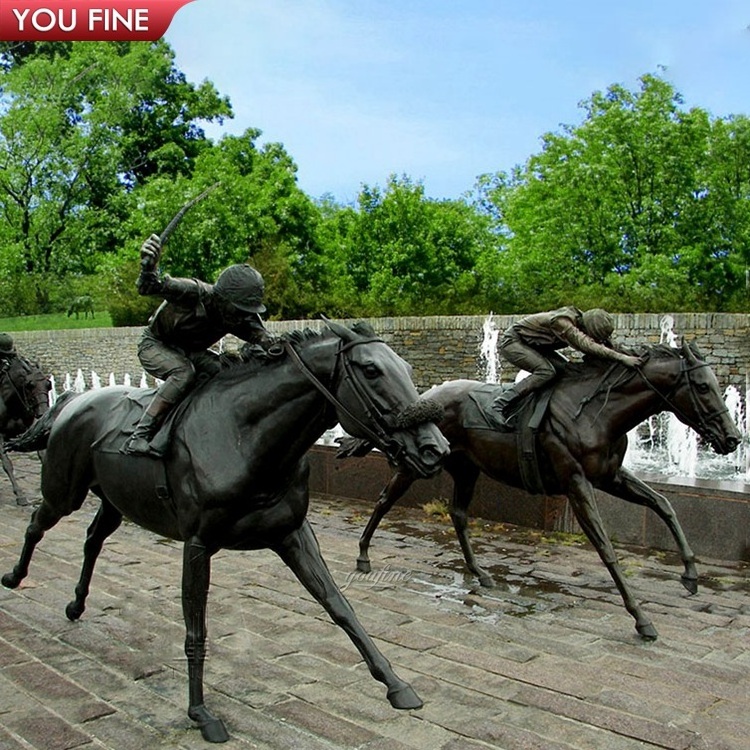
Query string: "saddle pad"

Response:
xmin=464 ymin=383 xmax=512 ymax=432
xmin=464 ymin=382 xmax=552 ymax=495
xmin=89 ymin=387 xmax=190 ymax=455
xmin=90 ymin=387 xmax=159 ymax=454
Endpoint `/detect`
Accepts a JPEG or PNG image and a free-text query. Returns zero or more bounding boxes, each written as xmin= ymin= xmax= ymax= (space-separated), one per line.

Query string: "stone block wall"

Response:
xmin=9 ymin=312 xmax=750 ymax=397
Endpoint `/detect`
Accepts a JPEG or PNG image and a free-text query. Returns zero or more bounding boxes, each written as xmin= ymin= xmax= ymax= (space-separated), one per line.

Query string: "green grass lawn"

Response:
xmin=0 ymin=311 xmax=113 ymax=331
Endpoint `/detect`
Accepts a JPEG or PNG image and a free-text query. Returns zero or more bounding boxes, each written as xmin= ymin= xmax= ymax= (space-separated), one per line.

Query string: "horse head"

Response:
xmin=1 ymin=358 xmax=51 ymax=422
xmin=319 ymin=318 xmax=449 ymax=478
xmin=25 ymin=368 xmax=52 ymax=420
xmin=640 ymin=340 xmax=741 ymax=455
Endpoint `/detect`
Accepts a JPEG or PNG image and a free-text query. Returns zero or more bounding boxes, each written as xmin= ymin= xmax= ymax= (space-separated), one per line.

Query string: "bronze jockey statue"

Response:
xmin=122 ymin=234 xmax=276 ymax=456
xmin=0 ymin=334 xmax=16 ymax=367
xmin=493 ymin=307 xmax=641 ymax=416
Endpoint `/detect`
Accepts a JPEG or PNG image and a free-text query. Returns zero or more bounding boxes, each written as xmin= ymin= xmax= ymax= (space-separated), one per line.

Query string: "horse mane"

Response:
xmin=215 ymin=321 xmax=378 ymax=383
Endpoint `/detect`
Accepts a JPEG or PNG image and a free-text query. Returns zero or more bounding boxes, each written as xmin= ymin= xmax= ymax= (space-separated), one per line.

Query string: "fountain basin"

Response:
xmin=308 ymin=445 xmax=750 ymax=563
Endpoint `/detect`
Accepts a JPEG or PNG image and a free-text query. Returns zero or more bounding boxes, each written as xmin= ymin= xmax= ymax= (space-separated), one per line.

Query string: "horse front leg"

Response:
xmin=66 ymin=499 xmax=122 ymax=621
xmin=276 ymin=519 xmax=423 ymax=710
xmin=606 ymin=467 xmax=698 ymax=594
xmin=567 ymin=474 xmax=658 ymax=641
xmin=181 ymin=538 xmax=229 ymax=743
xmin=446 ymin=458 xmax=494 ymax=587
xmin=358 ymin=469 xmax=415 ymax=573
xmin=0 ymin=438 xmax=27 ymax=506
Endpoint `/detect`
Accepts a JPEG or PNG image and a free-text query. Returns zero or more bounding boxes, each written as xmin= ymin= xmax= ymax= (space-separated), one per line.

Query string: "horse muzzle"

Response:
xmin=712 ymin=432 xmax=742 ymax=456
xmin=702 ymin=413 xmax=742 ymax=455
xmin=387 ymin=423 xmax=449 ymax=479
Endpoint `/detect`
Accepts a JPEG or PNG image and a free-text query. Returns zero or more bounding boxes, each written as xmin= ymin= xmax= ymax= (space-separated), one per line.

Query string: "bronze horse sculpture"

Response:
xmin=66 ymin=295 xmax=95 ymax=319
xmin=352 ymin=341 xmax=741 ymax=641
xmin=3 ymin=320 xmax=449 ymax=742
xmin=0 ymin=356 xmax=51 ymax=505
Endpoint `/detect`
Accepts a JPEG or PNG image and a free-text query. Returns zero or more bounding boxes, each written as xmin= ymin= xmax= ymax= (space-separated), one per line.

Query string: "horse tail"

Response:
xmin=6 ymin=391 xmax=78 ymax=452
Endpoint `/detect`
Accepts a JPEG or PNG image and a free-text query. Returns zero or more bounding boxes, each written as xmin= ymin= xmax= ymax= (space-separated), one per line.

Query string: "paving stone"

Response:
xmin=0 ymin=455 xmax=747 ymax=749
xmin=2 ymin=709 xmax=92 ymax=750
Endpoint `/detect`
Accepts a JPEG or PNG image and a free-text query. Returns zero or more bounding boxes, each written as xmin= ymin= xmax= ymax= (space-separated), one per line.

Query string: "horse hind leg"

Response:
xmin=0 ymin=441 xmax=28 ymax=506
xmin=66 ymin=497 xmax=122 ymax=621
xmin=358 ymin=469 xmax=416 ymax=573
xmin=277 ymin=519 xmax=422 ymax=710
xmin=446 ymin=458 xmax=494 ymax=587
xmin=2 ymin=499 xmax=65 ymax=589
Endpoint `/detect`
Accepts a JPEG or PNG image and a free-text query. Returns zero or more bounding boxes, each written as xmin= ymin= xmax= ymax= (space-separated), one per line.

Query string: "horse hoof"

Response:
xmin=190 ymin=706 xmax=230 ymax=743
xmin=478 ymin=573 xmax=496 ymax=588
xmin=15 ymin=496 xmax=29 ymax=507
xmin=1 ymin=572 xmax=20 ymax=589
xmin=387 ymin=683 xmax=423 ymax=710
xmin=681 ymin=575 xmax=698 ymax=595
xmin=65 ymin=601 xmax=84 ymax=621
xmin=636 ymin=622 xmax=658 ymax=641
xmin=199 ymin=718 xmax=229 ymax=743
xmin=356 ymin=558 xmax=371 ymax=574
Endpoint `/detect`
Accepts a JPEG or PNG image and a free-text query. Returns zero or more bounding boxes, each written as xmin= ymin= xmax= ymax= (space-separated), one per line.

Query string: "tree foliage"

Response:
xmin=478 ymin=73 xmax=750 ymax=312
xmin=0 ymin=50 xmax=747 ymax=322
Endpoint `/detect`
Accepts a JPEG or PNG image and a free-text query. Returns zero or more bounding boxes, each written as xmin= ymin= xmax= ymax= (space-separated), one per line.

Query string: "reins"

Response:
xmin=574 ymin=353 xmax=728 ymax=436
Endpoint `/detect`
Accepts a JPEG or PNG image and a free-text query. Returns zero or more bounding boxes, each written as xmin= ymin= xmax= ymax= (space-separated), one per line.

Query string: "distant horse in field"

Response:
xmin=3 ymin=320 xmax=449 ymax=742
xmin=67 ymin=295 xmax=95 ymax=319
xmin=0 ymin=356 xmax=51 ymax=505
xmin=350 ymin=341 xmax=741 ymax=640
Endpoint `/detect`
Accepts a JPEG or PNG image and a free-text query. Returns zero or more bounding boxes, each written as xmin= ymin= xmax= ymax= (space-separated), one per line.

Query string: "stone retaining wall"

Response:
xmin=9 ymin=313 xmax=750 ymax=395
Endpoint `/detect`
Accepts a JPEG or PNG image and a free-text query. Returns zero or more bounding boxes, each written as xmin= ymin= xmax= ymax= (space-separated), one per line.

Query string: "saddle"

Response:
xmin=465 ymin=383 xmax=552 ymax=495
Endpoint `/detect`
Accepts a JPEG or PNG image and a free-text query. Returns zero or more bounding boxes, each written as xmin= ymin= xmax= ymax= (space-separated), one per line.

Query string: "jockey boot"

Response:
xmin=492 ymin=385 xmax=522 ymax=417
xmin=121 ymin=394 xmax=173 ymax=456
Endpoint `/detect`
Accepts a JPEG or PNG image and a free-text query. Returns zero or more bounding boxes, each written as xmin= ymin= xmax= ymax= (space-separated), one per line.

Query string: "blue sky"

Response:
xmin=165 ymin=1 xmax=749 ymax=203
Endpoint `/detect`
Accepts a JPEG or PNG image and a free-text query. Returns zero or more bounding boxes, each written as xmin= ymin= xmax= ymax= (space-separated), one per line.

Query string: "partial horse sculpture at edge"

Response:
xmin=2 ymin=320 xmax=450 ymax=743
xmin=352 ymin=340 xmax=741 ymax=641
xmin=0 ymin=357 xmax=51 ymax=505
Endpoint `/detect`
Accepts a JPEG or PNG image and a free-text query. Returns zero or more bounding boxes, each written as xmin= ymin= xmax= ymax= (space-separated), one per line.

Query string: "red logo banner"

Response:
xmin=0 ymin=0 xmax=195 ymax=41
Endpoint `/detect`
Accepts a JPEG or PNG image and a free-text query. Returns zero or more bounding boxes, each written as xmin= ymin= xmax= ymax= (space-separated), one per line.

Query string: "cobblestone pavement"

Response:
xmin=0 ymin=454 xmax=748 ymax=750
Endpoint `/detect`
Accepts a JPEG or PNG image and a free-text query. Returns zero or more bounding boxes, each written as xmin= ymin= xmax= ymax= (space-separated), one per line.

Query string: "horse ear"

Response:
xmin=680 ymin=337 xmax=702 ymax=363
xmin=689 ymin=340 xmax=706 ymax=361
xmin=320 ymin=314 xmax=357 ymax=343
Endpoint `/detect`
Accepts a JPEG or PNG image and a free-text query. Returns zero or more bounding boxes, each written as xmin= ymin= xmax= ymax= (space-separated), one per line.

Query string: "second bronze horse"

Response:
xmin=352 ymin=340 xmax=741 ymax=640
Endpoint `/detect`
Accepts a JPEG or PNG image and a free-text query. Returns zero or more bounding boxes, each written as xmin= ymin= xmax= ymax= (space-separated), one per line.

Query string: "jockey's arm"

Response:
xmin=234 ymin=314 xmax=277 ymax=347
xmin=136 ymin=234 xmax=203 ymax=302
xmin=554 ymin=318 xmax=640 ymax=367
xmin=136 ymin=268 xmax=203 ymax=303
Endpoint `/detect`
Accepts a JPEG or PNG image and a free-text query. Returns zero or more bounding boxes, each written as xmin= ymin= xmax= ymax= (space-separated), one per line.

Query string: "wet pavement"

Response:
xmin=0 ymin=454 xmax=748 ymax=750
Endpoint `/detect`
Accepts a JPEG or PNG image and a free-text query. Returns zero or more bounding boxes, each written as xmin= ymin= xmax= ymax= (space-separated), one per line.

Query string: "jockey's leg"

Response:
xmin=494 ymin=337 xmax=558 ymax=415
xmin=121 ymin=338 xmax=194 ymax=456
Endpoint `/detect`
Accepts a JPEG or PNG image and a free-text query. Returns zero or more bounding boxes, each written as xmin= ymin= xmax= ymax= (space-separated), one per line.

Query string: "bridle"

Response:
xmin=284 ymin=337 xmax=420 ymax=463
xmin=0 ymin=360 xmax=50 ymax=421
xmin=578 ymin=353 xmax=728 ymax=437
xmin=634 ymin=358 xmax=729 ymax=436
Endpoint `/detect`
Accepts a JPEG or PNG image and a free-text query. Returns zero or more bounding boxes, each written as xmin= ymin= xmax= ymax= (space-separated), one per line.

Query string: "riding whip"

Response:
xmin=159 ymin=181 xmax=221 ymax=245
xmin=141 ymin=182 xmax=221 ymax=271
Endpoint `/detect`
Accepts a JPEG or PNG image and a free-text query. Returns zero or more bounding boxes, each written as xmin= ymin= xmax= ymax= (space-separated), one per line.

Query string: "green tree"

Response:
xmin=0 ymin=42 xmax=230 ymax=313
xmin=320 ymin=175 xmax=492 ymax=316
xmin=479 ymin=73 xmax=750 ymax=312
xmin=105 ymin=129 xmax=326 ymax=322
